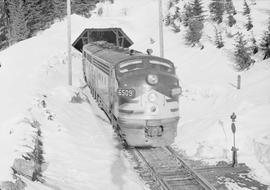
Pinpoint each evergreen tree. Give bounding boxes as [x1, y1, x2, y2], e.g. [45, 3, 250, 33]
[243, 0, 250, 16]
[185, 18, 204, 46]
[72, 0, 96, 18]
[166, 6, 181, 30]
[209, 0, 225, 24]
[225, 0, 236, 15]
[250, 0, 256, 5]
[182, 3, 193, 27]
[168, 0, 173, 10]
[0, 0, 9, 50]
[174, 6, 181, 22]
[234, 32, 254, 70]
[53, 0, 96, 20]
[53, 0, 66, 20]
[165, 4, 179, 27]
[260, 32, 270, 60]
[25, 0, 44, 36]
[164, 14, 171, 26]
[260, 17, 270, 60]
[7, 0, 29, 44]
[227, 14, 236, 27]
[250, 34, 258, 54]
[225, 0, 236, 27]
[40, 0, 55, 29]
[243, 0, 253, 31]
[1, 0, 100, 49]
[97, 7, 103, 16]
[214, 27, 224, 48]
[245, 14, 253, 31]
[171, 22, 180, 33]
[190, 0, 205, 21]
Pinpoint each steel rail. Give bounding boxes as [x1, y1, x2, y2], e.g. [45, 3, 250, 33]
[133, 148, 170, 190]
[166, 146, 217, 190]
[81, 85, 216, 190]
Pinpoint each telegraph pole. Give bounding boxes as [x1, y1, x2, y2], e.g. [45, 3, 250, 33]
[158, 0, 164, 58]
[67, 0, 72, 85]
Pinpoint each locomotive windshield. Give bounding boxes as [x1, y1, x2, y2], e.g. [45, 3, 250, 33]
[117, 57, 175, 75]
[119, 60, 144, 73]
[149, 60, 173, 73]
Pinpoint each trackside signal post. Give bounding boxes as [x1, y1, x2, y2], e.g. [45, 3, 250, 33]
[230, 112, 238, 167]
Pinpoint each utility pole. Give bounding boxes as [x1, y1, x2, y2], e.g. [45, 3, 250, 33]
[67, 0, 72, 85]
[158, 0, 164, 58]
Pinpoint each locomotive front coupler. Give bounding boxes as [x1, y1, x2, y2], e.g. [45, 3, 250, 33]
[145, 120, 164, 138]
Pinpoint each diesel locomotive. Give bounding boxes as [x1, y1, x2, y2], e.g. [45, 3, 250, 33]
[82, 41, 181, 147]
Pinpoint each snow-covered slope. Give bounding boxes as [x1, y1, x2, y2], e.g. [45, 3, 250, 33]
[0, 0, 269, 189]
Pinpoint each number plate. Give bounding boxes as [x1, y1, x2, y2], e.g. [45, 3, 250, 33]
[145, 126, 163, 137]
[117, 88, 135, 98]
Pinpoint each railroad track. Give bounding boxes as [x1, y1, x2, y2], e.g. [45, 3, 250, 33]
[129, 146, 217, 190]
[81, 87, 255, 189]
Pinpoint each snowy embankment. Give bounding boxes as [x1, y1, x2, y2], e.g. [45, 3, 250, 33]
[0, 14, 144, 190]
[0, 0, 270, 189]
[165, 0, 270, 185]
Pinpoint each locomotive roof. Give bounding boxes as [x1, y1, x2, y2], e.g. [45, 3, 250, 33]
[83, 42, 142, 65]
[83, 42, 174, 67]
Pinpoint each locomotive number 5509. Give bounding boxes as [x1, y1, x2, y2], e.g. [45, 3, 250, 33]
[117, 88, 135, 98]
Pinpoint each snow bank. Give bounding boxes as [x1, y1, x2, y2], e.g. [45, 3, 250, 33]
[0, 116, 37, 181]
[0, 0, 270, 188]
[163, 0, 270, 184]
[0, 13, 143, 189]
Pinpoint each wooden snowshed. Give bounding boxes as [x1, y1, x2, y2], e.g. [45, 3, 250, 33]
[72, 28, 133, 52]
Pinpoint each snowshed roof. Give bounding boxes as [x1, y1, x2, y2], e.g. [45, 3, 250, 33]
[72, 28, 133, 52]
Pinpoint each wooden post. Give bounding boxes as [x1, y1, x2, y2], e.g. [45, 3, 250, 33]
[237, 75, 241, 89]
[116, 31, 119, 47]
[158, 0, 164, 58]
[67, 0, 72, 85]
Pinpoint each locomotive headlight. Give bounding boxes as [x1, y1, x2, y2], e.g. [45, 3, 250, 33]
[171, 87, 182, 96]
[148, 92, 157, 102]
[147, 74, 158, 85]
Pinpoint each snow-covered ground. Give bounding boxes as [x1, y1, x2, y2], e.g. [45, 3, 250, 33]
[0, 0, 270, 189]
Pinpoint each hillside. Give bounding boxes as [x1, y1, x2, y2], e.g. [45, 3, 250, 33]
[0, 0, 269, 189]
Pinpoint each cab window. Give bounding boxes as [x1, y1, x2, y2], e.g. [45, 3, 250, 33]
[119, 60, 144, 73]
[149, 60, 174, 73]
